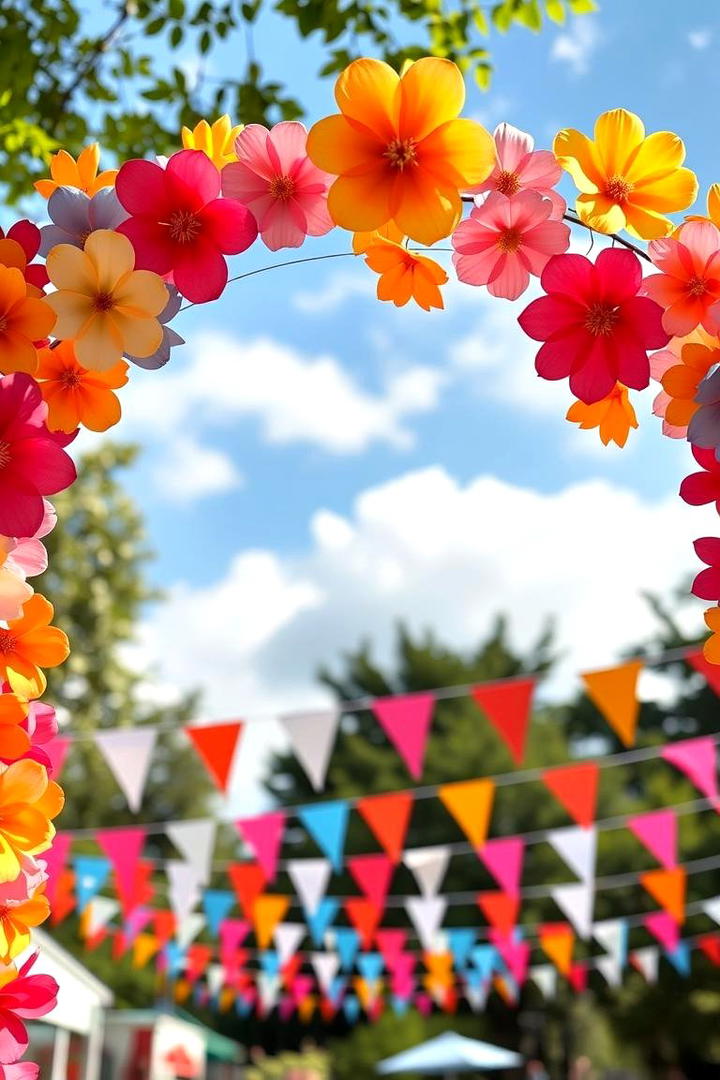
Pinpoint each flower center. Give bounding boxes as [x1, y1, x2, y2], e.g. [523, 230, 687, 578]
[0, 630, 17, 655]
[687, 276, 708, 298]
[585, 302, 619, 336]
[496, 170, 521, 196]
[605, 174, 634, 203]
[60, 369, 83, 389]
[496, 227, 522, 254]
[384, 138, 418, 170]
[269, 175, 296, 201]
[0, 315, 6, 334]
[168, 209, 202, 244]
[93, 291, 115, 313]
[0, 442, 10, 470]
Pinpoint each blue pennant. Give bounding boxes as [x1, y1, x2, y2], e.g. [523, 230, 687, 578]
[391, 995, 411, 1015]
[667, 942, 691, 976]
[297, 801, 349, 872]
[343, 994, 361, 1023]
[357, 951, 384, 982]
[260, 950, 280, 976]
[334, 927, 360, 970]
[471, 944, 498, 982]
[202, 890, 235, 938]
[73, 855, 111, 913]
[308, 897, 339, 945]
[447, 928, 476, 970]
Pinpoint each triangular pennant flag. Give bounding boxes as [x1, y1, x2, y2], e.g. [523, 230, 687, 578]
[254, 895, 290, 949]
[666, 942, 691, 977]
[551, 882, 594, 939]
[166, 821, 217, 884]
[287, 858, 332, 915]
[477, 892, 519, 937]
[644, 911, 680, 953]
[50, 869, 76, 925]
[662, 737, 720, 809]
[43, 833, 72, 908]
[698, 933, 720, 965]
[640, 867, 686, 923]
[595, 954, 622, 988]
[581, 660, 643, 747]
[404, 896, 447, 951]
[83, 896, 120, 939]
[538, 923, 574, 976]
[297, 801, 349, 872]
[495, 937, 531, 987]
[274, 923, 305, 966]
[479, 837, 524, 895]
[403, 845, 450, 897]
[166, 861, 202, 924]
[202, 891, 235, 938]
[471, 944, 498, 983]
[307, 897, 339, 945]
[632, 946, 659, 983]
[95, 827, 147, 911]
[73, 855, 111, 914]
[376, 929, 408, 968]
[471, 678, 535, 765]
[568, 962, 588, 994]
[593, 919, 628, 969]
[94, 728, 157, 812]
[627, 809, 677, 869]
[153, 909, 177, 946]
[347, 854, 394, 910]
[446, 929, 476, 970]
[546, 826, 597, 883]
[357, 952, 384, 983]
[438, 779, 495, 851]
[701, 896, 720, 925]
[687, 649, 720, 696]
[227, 863, 267, 919]
[311, 952, 340, 995]
[219, 917, 250, 960]
[343, 995, 360, 1023]
[542, 762, 599, 827]
[345, 898, 382, 949]
[185, 721, 243, 792]
[280, 710, 340, 792]
[176, 913, 206, 950]
[236, 811, 286, 882]
[530, 964, 557, 999]
[371, 692, 435, 780]
[356, 791, 413, 863]
[45, 736, 70, 779]
[333, 927, 360, 970]
[132, 932, 160, 969]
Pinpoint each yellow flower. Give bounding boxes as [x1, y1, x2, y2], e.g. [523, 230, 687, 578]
[45, 230, 167, 371]
[182, 116, 243, 168]
[554, 109, 697, 239]
[0, 759, 64, 883]
[34, 144, 117, 199]
[0, 888, 50, 963]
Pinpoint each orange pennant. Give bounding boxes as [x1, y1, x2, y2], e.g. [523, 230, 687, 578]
[228, 863, 267, 919]
[174, 977, 192, 1003]
[542, 762, 599, 827]
[539, 922, 574, 976]
[219, 986, 236, 1012]
[581, 660, 643, 747]
[476, 891, 519, 936]
[185, 720, 244, 792]
[492, 973, 516, 1005]
[132, 931, 160, 969]
[298, 994, 317, 1023]
[345, 897, 382, 949]
[253, 894, 290, 948]
[438, 778, 495, 850]
[640, 867, 686, 924]
[50, 869, 76, 925]
[424, 950, 454, 981]
[471, 678, 535, 765]
[356, 790, 414, 863]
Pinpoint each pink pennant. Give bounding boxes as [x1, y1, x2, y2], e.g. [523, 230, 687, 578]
[96, 827, 147, 908]
[279, 997, 295, 1021]
[291, 974, 315, 1004]
[494, 936, 530, 986]
[627, 809, 677, 869]
[415, 991, 433, 1016]
[44, 736, 70, 779]
[480, 837, 524, 895]
[347, 853, 394, 909]
[568, 963, 588, 993]
[219, 918, 250, 964]
[662, 737, 720, 810]
[236, 811, 286, 882]
[376, 928, 408, 968]
[644, 911, 680, 952]
[371, 692, 435, 780]
[389, 953, 416, 984]
[43, 832, 72, 906]
[123, 906, 153, 944]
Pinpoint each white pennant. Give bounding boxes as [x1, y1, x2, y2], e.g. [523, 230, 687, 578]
[403, 846, 451, 897]
[85, 896, 119, 937]
[702, 896, 720, 925]
[176, 913, 206, 950]
[530, 964, 557, 999]
[166, 860, 202, 924]
[405, 896, 447, 950]
[258, 973, 281, 1011]
[632, 946, 659, 984]
[593, 919, 626, 962]
[551, 882, 595, 939]
[311, 952, 340, 994]
[465, 983, 489, 1012]
[280, 710, 340, 792]
[547, 825, 597, 883]
[94, 728, 157, 812]
[287, 858, 332, 915]
[166, 820, 216, 884]
[595, 955, 622, 988]
[274, 923, 306, 966]
[207, 963, 225, 998]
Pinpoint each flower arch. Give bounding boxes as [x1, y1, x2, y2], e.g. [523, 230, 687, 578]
[1, 55, 719, 1066]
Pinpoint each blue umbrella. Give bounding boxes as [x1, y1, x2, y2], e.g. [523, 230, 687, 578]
[377, 1032, 523, 1076]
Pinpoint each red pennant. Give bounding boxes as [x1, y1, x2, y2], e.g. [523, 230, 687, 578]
[186, 944, 213, 982]
[126, 860, 156, 915]
[347, 853, 394, 909]
[542, 762, 599, 827]
[356, 791, 413, 863]
[687, 649, 720, 696]
[153, 909, 177, 945]
[471, 678, 535, 765]
[345, 898, 382, 949]
[49, 869, 76, 925]
[568, 962, 588, 993]
[95, 826, 147, 913]
[698, 933, 720, 965]
[282, 954, 304, 987]
[185, 721, 244, 792]
[476, 891, 519, 936]
[227, 863, 267, 919]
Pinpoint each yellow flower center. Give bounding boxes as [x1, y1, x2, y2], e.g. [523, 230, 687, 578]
[93, 291, 115, 313]
[168, 209, 203, 244]
[496, 170, 521, 196]
[687, 276, 708, 298]
[384, 138, 418, 170]
[584, 302, 619, 336]
[497, 227, 522, 254]
[269, 175, 296, 201]
[605, 174, 634, 203]
[0, 629, 17, 654]
[0, 441, 10, 469]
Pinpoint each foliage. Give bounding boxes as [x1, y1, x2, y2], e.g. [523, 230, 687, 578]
[0, 0, 597, 204]
[245, 1045, 330, 1080]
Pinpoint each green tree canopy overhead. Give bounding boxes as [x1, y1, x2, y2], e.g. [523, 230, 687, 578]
[2, 0, 597, 204]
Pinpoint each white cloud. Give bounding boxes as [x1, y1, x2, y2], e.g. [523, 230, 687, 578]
[551, 16, 601, 75]
[152, 437, 243, 503]
[292, 270, 373, 314]
[688, 28, 712, 49]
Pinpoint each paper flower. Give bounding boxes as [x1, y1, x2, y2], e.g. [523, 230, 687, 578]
[703, 606, 720, 664]
[0, 857, 46, 907]
[0, 374, 76, 538]
[222, 122, 334, 251]
[38, 187, 127, 257]
[692, 537, 720, 602]
[115, 149, 258, 303]
[182, 115, 242, 168]
[0, 267, 56, 376]
[34, 143, 117, 199]
[307, 57, 495, 245]
[0, 952, 59, 1064]
[688, 366, 720, 452]
[0, 593, 70, 700]
[0, 887, 49, 964]
[518, 248, 668, 403]
[353, 220, 404, 253]
[471, 122, 565, 218]
[566, 383, 638, 448]
[650, 342, 719, 433]
[452, 190, 570, 300]
[643, 221, 720, 337]
[679, 445, 720, 512]
[125, 284, 184, 370]
[0, 223, 48, 297]
[0, 758, 63, 884]
[35, 342, 128, 433]
[363, 238, 447, 310]
[554, 108, 697, 239]
[0, 503, 56, 585]
[0, 1064, 40, 1080]
[46, 229, 167, 371]
[0, 696, 30, 763]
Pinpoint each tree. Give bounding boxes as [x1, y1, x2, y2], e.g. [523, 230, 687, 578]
[1, 0, 597, 203]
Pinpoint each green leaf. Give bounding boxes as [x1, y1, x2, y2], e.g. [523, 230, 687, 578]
[474, 60, 492, 88]
[169, 24, 183, 46]
[491, 2, 514, 32]
[515, 0, 542, 31]
[472, 4, 489, 33]
[568, 0, 597, 11]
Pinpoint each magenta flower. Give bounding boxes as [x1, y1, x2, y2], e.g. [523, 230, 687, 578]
[470, 123, 566, 219]
[0, 953, 58, 1064]
[222, 123, 334, 251]
[115, 150, 258, 303]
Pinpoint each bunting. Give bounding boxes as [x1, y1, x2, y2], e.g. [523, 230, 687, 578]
[471, 678, 535, 765]
[236, 811, 286, 881]
[94, 727, 158, 811]
[627, 809, 677, 869]
[185, 721, 244, 793]
[542, 762, 599, 827]
[297, 801, 350, 872]
[372, 692, 435, 780]
[356, 791, 413, 863]
[581, 660, 643, 747]
[438, 778, 495, 850]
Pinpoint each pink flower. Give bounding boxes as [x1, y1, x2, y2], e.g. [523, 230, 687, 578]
[643, 221, 720, 337]
[650, 349, 690, 439]
[222, 123, 334, 251]
[0, 953, 58, 1064]
[116, 150, 258, 303]
[0, 1063, 39, 1080]
[0, 375, 76, 538]
[452, 190, 570, 300]
[23, 702, 57, 746]
[470, 123, 565, 219]
[0, 502, 57, 621]
[0, 857, 47, 906]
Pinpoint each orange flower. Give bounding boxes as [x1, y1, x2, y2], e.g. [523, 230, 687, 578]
[0, 693, 30, 762]
[658, 343, 720, 428]
[0, 238, 44, 299]
[307, 57, 495, 245]
[703, 606, 720, 664]
[353, 220, 404, 253]
[0, 886, 50, 962]
[0, 266, 56, 376]
[566, 383, 638, 447]
[0, 593, 69, 699]
[364, 237, 447, 310]
[34, 144, 117, 199]
[0, 759, 64, 882]
[35, 341, 128, 433]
